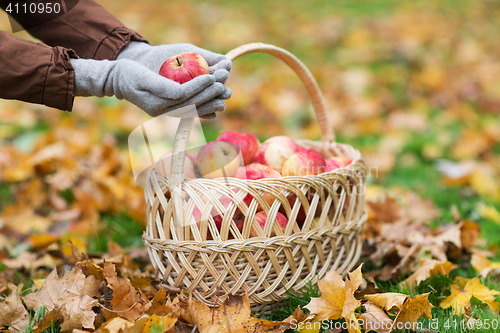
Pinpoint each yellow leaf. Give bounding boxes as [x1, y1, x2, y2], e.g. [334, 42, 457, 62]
[364, 293, 409, 313]
[101, 315, 149, 333]
[304, 265, 363, 325]
[142, 314, 177, 333]
[441, 277, 500, 314]
[477, 203, 500, 224]
[471, 253, 500, 278]
[392, 293, 434, 331]
[186, 293, 289, 333]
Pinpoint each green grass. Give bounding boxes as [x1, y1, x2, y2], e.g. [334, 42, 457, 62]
[88, 211, 145, 253]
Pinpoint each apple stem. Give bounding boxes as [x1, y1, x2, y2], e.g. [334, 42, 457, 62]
[176, 57, 181, 66]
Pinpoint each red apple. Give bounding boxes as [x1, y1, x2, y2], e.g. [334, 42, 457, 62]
[235, 163, 281, 210]
[196, 141, 241, 179]
[325, 157, 353, 172]
[254, 142, 294, 172]
[159, 52, 209, 84]
[265, 136, 298, 152]
[250, 211, 288, 237]
[282, 150, 327, 176]
[218, 131, 260, 165]
[281, 192, 321, 228]
[235, 163, 282, 180]
[192, 196, 245, 239]
[155, 152, 197, 179]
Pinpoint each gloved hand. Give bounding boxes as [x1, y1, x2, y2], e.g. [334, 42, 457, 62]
[117, 42, 232, 118]
[71, 58, 227, 118]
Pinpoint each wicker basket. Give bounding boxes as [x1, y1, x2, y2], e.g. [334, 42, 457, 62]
[142, 43, 367, 312]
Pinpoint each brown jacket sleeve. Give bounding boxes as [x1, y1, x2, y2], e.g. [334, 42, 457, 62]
[0, 32, 76, 111]
[9, 0, 148, 60]
[0, 0, 148, 111]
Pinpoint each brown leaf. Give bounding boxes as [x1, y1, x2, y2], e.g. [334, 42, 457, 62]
[359, 302, 392, 333]
[187, 293, 290, 333]
[23, 267, 102, 332]
[33, 310, 58, 333]
[283, 306, 308, 324]
[147, 289, 180, 317]
[460, 220, 481, 249]
[0, 291, 29, 332]
[367, 197, 402, 223]
[103, 262, 148, 321]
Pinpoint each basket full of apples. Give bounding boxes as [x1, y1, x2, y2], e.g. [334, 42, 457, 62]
[142, 43, 367, 312]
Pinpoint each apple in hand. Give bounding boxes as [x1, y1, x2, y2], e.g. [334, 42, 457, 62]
[196, 141, 241, 179]
[265, 136, 298, 152]
[218, 131, 260, 165]
[159, 52, 210, 84]
[282, 150, 326, 176]
[250, 211, 288, 237]
[155, 152, 197, 179]
[254, 142, 294, 172]
[325, 157, 353, 171]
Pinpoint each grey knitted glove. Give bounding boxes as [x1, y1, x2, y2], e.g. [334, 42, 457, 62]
[118, 42, 232, 118]
[71, 58, 226, 117]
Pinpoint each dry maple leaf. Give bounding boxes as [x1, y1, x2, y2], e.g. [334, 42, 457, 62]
[0, 291, 29, 332]
[147, 289, 180, 317]
[471, 253, 500, 278]
[283, 306, 308, 324]
[359, 302, 392, 333]
[33, 310, 58, 333]
[304, 265, 363, 333]
[142, 314, 177, 333]
[23, 267, 102, 332]
[392, 293, 434, 331]
[364, 293, 409, 313]
[402, 259, 456, 291]
[99, 315, 150, 333]
[440, 277, 500, 314]
[187, 293, 289, 333]
[103, 262, 149, 322]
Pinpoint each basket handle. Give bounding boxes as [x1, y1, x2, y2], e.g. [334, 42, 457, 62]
[225, 42, 335, 142]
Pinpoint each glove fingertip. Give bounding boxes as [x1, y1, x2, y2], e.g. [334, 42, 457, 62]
[220, 87, 232, 100]
[200, 113, 217, 120]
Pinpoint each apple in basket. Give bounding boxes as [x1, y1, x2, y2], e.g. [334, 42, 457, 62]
[196, 141, 241, 179]
[218, 131, 260, 165]
[282, 149, 326, 176]
[326, 156, 353, 171]
[250, 211, 288, 238]
[235, 163, 282, 210]
[192, 196, 245, 239]
[281, 192, 322, 228]
[154, 151, 197, 179]
[159, 52, 210, 84]
[264, 136, 298, 153]
[254, 142, 294, 172]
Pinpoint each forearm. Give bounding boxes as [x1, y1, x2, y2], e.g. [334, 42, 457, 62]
[0, 0, 148, 60]
[0, 31, 75, 111]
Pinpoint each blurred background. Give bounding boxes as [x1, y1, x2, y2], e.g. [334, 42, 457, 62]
[1, 0, 500, 255]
